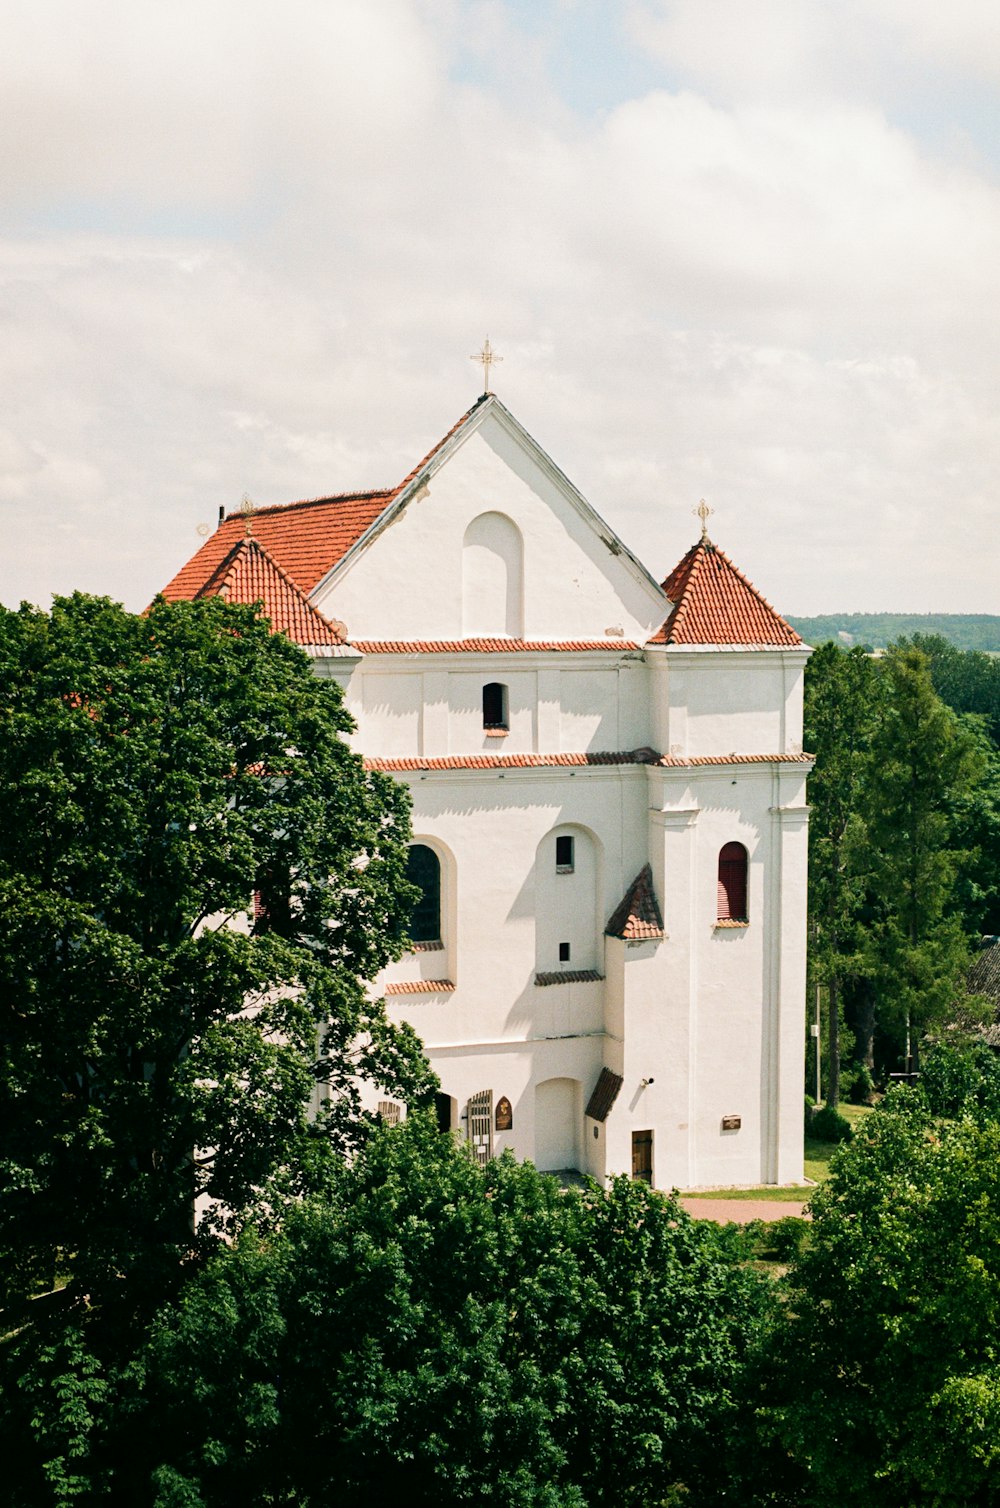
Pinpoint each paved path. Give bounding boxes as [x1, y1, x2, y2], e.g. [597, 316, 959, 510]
[679, 1197, 809, 1224]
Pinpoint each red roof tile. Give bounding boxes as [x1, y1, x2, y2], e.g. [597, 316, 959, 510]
[363, 750, 659, 773]
[383, 979, 456, 994]
[159, 396, 491, 632]
[657, 752, 813, 766]
[363, 750, 810, 773]
[350, 638, 641, 654]
[199, 537, 345, 646]
[605, 864, 664, 940]
[650, 539, 801, 647]
[161, 490, 395, 605]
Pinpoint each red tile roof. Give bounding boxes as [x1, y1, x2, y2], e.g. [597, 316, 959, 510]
[651, 539, 801, 647]
[161, 396, 490, 614]
[161, 491, 395, 606]
[605, 864, 664, 940]
[198, 537, 346, 646]
[363, 750, 659, 773]
[657, 752, 813, 766]
[350, 638, 641, 654]
[383, 979, 456, 994]
[362, 750, 810, 773]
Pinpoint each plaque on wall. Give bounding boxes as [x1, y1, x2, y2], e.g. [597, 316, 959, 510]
[721, 1114, 742, 1131]
[495, 1095, 513, 1131]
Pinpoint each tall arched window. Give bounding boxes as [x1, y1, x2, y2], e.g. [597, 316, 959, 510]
[406, 844, 441, 942]
[462, 512, 523, 637]
[717, 842, 749, 922]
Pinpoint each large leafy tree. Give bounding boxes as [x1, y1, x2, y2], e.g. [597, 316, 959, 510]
[0, 593, 433, 1326]
[112, 1117, 771, 1508]
[763, 1089, 1000, 1507]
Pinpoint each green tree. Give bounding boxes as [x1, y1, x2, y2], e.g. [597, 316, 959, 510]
[0, 592, 433, 1327]
[862, 646, 984, 1069]
[116, 1117, 771, 1508]
[804, 643, 880, 1104]
[903, 632, 1000, 744]
[763, 1088, 1000, 1507]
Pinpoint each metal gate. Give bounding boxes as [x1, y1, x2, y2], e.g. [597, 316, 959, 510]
[467, 1089, 494, 1167]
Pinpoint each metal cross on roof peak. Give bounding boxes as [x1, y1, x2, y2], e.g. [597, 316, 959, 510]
[240, 493, 256, 537]
[694, 498, 714, 541]
[471, 336, 502, 394]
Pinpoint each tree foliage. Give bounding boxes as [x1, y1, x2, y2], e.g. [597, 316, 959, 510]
[0, 593, 433, 1325]
[861, 647, 984, 1055]
[763, 1088, 1000, 1507]
[804, 643, 879, 1101]
[805, 643, 985, 1087]
[114, 1118, 771, 1508]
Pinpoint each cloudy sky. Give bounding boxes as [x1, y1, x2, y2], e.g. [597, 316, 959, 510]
[3, 0, 999, 617]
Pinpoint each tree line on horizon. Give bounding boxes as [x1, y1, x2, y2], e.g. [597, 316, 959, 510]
[788, 611, 1000, 653]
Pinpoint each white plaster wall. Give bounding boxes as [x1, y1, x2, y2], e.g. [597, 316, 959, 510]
[534, 824, 602, 974]
[325, 654, 654, 761]
[447, 670, 535, 755]
[653, 649, 809, 758]
[313, 412, 668, 644]
[360, 672, 421, 757]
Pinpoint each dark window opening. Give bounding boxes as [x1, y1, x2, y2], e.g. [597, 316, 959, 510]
[717, 842, 749, 922]
[482, 682, 508, 730]
[435, 1092, 453, 1133]
[253, 865, 293, 937]
[407, 843, 441, 943]
[555, 835, 575, 873]
[559, 942, 571, 962]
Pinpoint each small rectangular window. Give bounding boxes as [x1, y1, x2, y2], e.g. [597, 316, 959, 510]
[482, 682, 508, 731]
[559, 942, 571, 962]
[556, 835, 574, 873]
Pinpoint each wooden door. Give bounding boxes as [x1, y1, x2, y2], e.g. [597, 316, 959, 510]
[632, 1129, 653, 1183]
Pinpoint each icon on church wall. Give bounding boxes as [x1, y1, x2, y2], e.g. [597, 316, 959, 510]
[495, 1096, 513, 1131]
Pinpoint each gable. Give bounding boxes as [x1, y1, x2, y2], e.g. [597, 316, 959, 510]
[312, 403, 670, 644]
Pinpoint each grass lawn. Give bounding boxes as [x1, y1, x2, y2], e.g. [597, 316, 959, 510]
[683, 1101, 875, 1201]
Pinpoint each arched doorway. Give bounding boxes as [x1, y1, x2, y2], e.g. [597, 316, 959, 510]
[534, 1077, 580, 1172]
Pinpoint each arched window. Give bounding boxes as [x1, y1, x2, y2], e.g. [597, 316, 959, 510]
[717, 842, 748, 922]
[406, 843, 441, 943]
[462, 512, 523, 637]
[482, 681, 508, 731]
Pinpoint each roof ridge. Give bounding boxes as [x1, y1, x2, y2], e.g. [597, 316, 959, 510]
[392, 392, 491, 495]
[220, 488, 395, 523]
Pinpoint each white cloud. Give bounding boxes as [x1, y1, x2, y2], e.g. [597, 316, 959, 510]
[1, 0, 999, 616]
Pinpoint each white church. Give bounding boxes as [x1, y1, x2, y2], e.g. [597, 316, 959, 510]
[163, 389, 812, 1189]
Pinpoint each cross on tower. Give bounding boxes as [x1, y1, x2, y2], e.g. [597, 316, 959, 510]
[693, 498, 714, 541]
[471, 336, 502, 393]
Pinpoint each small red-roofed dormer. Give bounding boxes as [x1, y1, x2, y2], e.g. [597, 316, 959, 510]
[194, 535, 346, 648]
[650, 538, 801, 648]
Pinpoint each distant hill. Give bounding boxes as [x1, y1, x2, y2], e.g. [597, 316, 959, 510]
[785, 614, 1000, 653]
